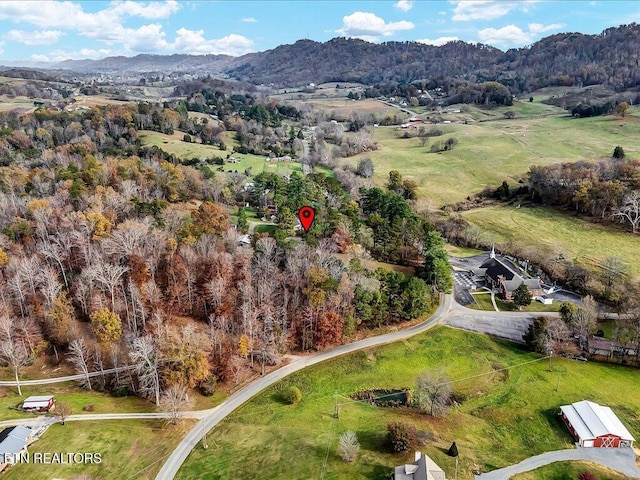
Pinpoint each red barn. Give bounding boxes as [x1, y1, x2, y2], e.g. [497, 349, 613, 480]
[21, 395, 55, 413]
[560, 400, 635, 448]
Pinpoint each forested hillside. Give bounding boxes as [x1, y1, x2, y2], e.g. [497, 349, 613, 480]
[0, 95, 449, 402]
[226, 24, 640, 91]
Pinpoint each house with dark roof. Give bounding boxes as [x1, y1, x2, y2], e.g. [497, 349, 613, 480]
[472, 248, 542, 301]
[391, 451, 445, 480]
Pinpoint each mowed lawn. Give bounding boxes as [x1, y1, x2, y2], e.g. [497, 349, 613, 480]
[175, 327, 640, 480]
[3, 420, 194, 480]
[510, 461, 630, 480]
[461, 205, 640, 278]
[361, 105, 640, 207]
[0, 382, 156, 421]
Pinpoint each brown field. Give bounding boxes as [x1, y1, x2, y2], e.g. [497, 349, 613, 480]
[307, 98, 400, 116]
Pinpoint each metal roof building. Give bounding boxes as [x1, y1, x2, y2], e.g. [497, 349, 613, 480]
[21, 395, 55, 412]
[560, 400, 635, 448]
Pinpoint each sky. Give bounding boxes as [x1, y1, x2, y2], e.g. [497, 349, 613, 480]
[0, 0, 637, 63]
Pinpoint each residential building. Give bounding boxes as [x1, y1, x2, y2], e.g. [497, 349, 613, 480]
[392, 451, 446, 480]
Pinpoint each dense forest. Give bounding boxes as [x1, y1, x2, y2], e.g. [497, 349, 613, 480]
[227, 24, 640, 91]
[0, 96, 449, 403]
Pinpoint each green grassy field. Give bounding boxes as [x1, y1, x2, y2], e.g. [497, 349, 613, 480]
[510, 461, 629, 480]
[175, 327, 640, 480]
[461, 205, 640, 278]
[2, 420, 194, 480]
[138, 129, 237, 159]
[359, 105, 640, 207]
[445, 244, 484, 258]
[0, 382, 155, 421]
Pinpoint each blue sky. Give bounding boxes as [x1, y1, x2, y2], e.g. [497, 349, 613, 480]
[0, 1, 637, 62]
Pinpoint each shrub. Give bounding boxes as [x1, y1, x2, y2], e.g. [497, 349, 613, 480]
[199, 375, 216, 397]
[282, 386, 302, 405]
[338, 430, 360, 462]
[577, 472, 597, 480]
[387, 422, 419, 453]
[82, 404, 95, 412]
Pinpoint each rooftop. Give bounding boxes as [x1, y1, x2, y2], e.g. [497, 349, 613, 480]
[561, 400, 635, 441]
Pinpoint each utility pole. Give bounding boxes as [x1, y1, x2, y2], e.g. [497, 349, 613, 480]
[455, 456, 459, 480]
[556, 372, 560, 392]
[333, 391, 339, 419]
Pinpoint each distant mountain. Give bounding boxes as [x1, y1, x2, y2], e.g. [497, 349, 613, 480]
[228, 37, 503, 86]
[228, 24, 640, 91]
[53, 53, 235, 75]
[11, 23, 640, 92]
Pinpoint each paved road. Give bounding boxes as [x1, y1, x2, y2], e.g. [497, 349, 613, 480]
[154, 294, 453, 480]
[476, 447, 640, 479]
[0, 411, 212, 430]
[0, 365, 137, 387]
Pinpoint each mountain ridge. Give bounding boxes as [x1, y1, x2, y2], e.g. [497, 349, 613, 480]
[6, 23, 640, 92]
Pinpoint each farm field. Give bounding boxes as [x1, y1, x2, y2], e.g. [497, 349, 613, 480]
[308, 98, 403, 117]
[175, 327, 640, 480]
[2, 420, 195, 480]
[361, 105, 640, 207]
[138, 129, 237, 159]
[461, 205, 640, 278]
[510, 461, 629, 480]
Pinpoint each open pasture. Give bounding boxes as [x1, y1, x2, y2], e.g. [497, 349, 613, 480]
[360, 105, 640, 207]
[175, 327, 640, 480]
[461, 205, 640, 278]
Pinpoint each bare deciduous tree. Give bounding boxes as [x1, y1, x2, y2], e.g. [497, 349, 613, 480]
[130, 335, 161, 405]
[159, 383, 192, 425]
[57, 402, 71, 425]
[86, 262, 128, 309]
[414, 370, 452, 417]
[0, 315, 29, 396]
[69, 338, 92, 390]
[612, 190, 640, 233]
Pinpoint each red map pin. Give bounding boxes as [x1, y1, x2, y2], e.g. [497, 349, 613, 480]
[297, 206, 315, 233]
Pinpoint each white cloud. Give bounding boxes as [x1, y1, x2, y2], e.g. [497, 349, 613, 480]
[0, 42, 4, 56]
[241, 17, 258, 23]
[394, 1, 414, 12]
[528, 22, 564, 34]
[107, 1, 180, 19]
[30, 53, 51, 62]
[416, 36, 459, 46]
[0, 1, 252, 57]
[337, 11, 414, 41]
[6, 29, 64, 45]
[451, 1, 538, 22]
[478, 22, 564, 47]
[172, 29, 253, 56]
[43, 48, 113, 62]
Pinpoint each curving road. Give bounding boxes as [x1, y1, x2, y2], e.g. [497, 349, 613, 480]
[0, 293, 569, 480]
[154, 294, 566, 480]
[154, 294, 454, 480]
[475, 446, 640, 479]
